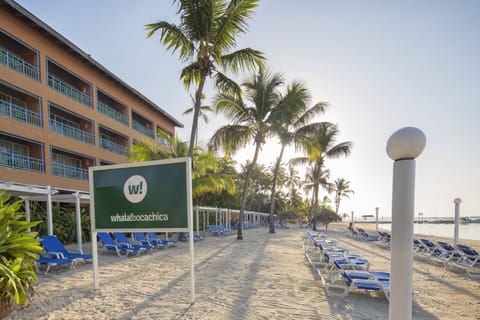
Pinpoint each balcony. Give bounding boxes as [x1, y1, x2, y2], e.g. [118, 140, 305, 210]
[49, 103, 94, 145]
[0, 91, 42, 127]
[0, 150, 44, 173]
[99, 137, 128, 156]
[0, 46, 40, 81]
[48, 74, 92, 107]
[51, 162, 88, 180]
[98, 100, 129, 125]
[49, 118, 94, 145]
[132, 119, 154, 138]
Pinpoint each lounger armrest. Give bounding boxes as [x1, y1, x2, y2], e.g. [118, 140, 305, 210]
[118, 242, 133, 248]
[103, 244, 118, 250]
[46, 251, 65, 259]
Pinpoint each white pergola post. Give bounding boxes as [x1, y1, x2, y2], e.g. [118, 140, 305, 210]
[203, 210, 206, 233]
[387, 127, 426, 320]
[47, 186, 53, 235]
[195, 205, 199, 236]
[453, 198, 461, 245]
[227, 209, 231, 231]
[74, 192, 83, 253]
[24, 197, 31, 232]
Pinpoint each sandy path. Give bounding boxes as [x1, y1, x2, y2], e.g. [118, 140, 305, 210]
[7, 224, 480, 320]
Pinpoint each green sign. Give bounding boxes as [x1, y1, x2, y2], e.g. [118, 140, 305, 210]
[90, 158, 191, 230]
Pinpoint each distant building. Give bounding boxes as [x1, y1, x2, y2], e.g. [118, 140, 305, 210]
[0, 0, 183, 192]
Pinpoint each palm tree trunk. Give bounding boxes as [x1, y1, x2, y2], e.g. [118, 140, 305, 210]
[312, 184, 319, 231]
[269, 145, 285, 234]
[238, 140, 262, 240]
[188, 76, 206, 158]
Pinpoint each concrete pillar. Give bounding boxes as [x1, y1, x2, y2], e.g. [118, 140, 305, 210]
[453, 198, 461, 245]
[387, 127, 426, 320]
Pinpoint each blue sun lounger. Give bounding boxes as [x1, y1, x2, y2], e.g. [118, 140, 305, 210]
[446, 244, 480, 278]
[39, 235, 92, 262]
[133, 232, 164, 248]
[35, 253, 76, 274]
[113, 232, 152, 251]
[147, 232, 179, 246]
[97, 232, 143, 257]
[323, 270, 390, 301]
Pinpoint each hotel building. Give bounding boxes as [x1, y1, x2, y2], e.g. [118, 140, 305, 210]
[0, 0, 183, 193]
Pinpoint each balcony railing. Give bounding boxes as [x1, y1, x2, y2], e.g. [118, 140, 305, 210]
[0, 151, 44, 173]
[99, 136, 129, 156]
[0, 46, 40, 81]
[47, 74, 92, 107]
[51, 162, 88, 180]
[98, 100, 129, 125]
[49, 118, 94, 145]
[132, 120, 154, 138]
[0, 93, 42, 127]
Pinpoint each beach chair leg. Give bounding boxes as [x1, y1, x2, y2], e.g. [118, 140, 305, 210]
[467, 268, 480, 279]
[324, 283, 350, 297]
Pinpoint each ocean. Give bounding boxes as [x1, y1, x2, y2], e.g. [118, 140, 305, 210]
[376, 222, 480, 241]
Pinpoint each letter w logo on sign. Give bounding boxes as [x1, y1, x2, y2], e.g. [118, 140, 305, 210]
[123, 175, 147, 203]
[128, 181, 143, 195]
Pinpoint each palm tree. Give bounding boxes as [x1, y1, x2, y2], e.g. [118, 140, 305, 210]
[210, 69, 284, 240]
[239, 161, 271, 211]
[128, 132, 234, 203]
[268, 82, 328, 233]
[285, 165, 301, 195]
[146, 0, 265, 158]
[129, 130, 188, 162]
[292, 123, 352, 230]
[300, 164, 331, 229]
[333, 178, 354, 215]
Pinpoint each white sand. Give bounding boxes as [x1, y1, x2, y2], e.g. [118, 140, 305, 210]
[7, 224, 480, 320]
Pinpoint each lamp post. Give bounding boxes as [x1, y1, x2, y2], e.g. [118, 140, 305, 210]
[453, 198, 462, 245]
[375, 207, 379, 231]
[387, 127, 426, 320]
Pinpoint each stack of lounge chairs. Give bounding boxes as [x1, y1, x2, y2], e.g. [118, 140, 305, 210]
[304, 230, 390, 301]
[413, 239, 479, 278]
[97, 232, 178, 257]
[347, 226, 383, 242]
[349, 227, 479, 279]
[206, 224, 234, 236]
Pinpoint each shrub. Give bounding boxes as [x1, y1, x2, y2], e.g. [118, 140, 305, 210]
[0, 190, 43, 317]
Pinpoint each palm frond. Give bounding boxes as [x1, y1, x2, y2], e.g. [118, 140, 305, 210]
[219, 48, 265, 75]
[180, 62, 201, 88]
[213, 0, 260, 49]
[294, 101, 329, 128]
[326, 141, 353, 158]
[214, 72, 242, 96]
[145, 21, 194, 61]
[209, 124, 253, 155]
[214, 92, 246, 120]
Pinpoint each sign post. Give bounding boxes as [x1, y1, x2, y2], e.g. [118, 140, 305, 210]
[89, 158, 195, 301]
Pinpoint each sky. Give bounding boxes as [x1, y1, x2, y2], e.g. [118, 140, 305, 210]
[16, 0, 480, 219]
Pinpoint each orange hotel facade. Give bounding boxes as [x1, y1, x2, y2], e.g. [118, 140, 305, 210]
[0, 0, 183, 192]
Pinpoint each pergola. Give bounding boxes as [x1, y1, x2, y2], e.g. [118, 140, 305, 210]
[0, 182, 89, 254]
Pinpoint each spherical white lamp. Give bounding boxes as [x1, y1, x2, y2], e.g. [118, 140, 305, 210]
[386, 127, 426, 161]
